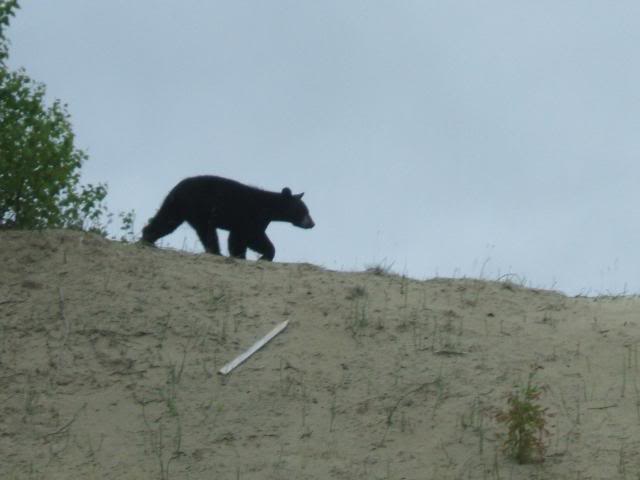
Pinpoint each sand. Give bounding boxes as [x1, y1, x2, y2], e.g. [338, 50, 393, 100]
[1, 229, 639, 479]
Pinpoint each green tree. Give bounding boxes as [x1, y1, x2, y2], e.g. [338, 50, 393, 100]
[0, 0, 18, 65]
[0, 1, 108, 231]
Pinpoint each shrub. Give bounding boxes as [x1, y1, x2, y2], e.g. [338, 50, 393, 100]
[496, 370, 551, 464]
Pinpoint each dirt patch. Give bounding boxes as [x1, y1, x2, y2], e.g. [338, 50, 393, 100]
[1, 229, 639, 479]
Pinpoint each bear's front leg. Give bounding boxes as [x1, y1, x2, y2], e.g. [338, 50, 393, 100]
[248, 232, 275, 261]
[228, 231, 248, 259]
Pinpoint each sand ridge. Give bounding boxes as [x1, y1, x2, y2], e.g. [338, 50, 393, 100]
[1, 229, 639, 479]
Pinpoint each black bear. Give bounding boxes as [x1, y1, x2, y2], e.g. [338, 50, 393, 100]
[142, 175, 314, 261]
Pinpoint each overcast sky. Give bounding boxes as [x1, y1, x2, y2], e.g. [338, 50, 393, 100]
[7, 1, 640, 295]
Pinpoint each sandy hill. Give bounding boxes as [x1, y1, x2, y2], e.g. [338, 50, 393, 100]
[1, 229, 639, 479]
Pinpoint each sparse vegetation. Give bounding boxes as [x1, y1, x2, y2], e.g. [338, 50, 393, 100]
[345, 285, 367, 300]
[346, 296, 369, 338]
[365, 260, 395, 276]
[118, 210, 137, 242]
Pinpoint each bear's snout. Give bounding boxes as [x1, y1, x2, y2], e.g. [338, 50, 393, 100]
[298, 214, 315, 229]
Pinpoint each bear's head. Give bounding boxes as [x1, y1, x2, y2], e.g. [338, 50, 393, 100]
[281, 187, 315, 229]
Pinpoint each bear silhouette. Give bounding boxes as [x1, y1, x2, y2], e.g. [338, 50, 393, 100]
[142, 175, 314, 261]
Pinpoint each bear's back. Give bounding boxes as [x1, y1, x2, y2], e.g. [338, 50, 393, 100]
[172, 176, 271, 227]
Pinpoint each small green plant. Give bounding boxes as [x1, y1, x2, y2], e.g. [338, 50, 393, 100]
[346, 298, 368, 337]
[496, 370, 550, 464]
[118, 209, 136, 242]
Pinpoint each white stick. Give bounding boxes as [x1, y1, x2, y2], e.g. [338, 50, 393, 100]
[218, 320, 289, 375]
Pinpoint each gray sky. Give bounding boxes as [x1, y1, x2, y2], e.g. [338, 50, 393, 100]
[7, 1, 640, 295]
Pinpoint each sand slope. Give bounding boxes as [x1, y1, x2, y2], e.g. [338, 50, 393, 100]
[1, 230, 639, 479]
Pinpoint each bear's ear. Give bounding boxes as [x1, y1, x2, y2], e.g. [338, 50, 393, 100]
[282, 187, 292, 197]
[294, 192, 304, 199]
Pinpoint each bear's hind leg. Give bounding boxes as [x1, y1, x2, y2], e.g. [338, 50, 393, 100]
[228, 231, 248, 259]
[248, 232, 275, 261]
